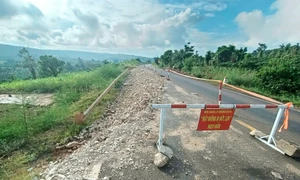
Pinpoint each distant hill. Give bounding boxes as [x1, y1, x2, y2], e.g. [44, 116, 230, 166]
[0, 44, 151, 62]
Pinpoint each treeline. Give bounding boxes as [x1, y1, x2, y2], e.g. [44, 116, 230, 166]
[0, 48, 146, 83]
[155, 42, 300, 97]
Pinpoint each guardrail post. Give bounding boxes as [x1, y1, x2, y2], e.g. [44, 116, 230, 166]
[267, 108, 284, 144]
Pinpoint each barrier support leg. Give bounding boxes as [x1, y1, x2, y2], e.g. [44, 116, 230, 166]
[158, 108, 165, 147]
[267, 108, 284, 144]
[156, 108, 173, 159]
[256, 108, 285, 154]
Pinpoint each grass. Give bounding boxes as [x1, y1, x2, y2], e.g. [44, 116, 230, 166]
[0, 64, 123, 93]
[191, 66, 257, 87]
[239, 86, 300, 106]
[0, 63, 128, 180]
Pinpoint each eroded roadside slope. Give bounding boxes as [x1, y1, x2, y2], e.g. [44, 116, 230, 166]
[41, 67, 165, 179]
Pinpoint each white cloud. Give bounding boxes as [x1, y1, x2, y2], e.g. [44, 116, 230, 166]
[202, 2, 227, 11]
[235, 0, 300, 49]
[205, 13, 215, 17]
[165, 1, 227, 12]
[0, 0, 229, 57]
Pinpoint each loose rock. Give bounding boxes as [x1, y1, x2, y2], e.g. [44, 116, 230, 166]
[271, 172, 283, 179]
[154, 153, 169, 168]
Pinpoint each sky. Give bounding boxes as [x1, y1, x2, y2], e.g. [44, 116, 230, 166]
[0, 0, 299, 57]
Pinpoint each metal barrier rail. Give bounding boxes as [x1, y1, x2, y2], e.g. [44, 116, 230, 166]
[152, 104, 290, 109]
[152, 103, 293, 158]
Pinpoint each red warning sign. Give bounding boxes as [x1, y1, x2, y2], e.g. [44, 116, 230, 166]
[197, 109, 235, 131]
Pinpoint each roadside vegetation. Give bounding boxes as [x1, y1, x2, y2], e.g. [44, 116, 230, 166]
[155, 42, 300, 105]
[0, 48, 143, 180]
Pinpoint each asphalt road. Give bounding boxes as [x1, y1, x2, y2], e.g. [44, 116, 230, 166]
[159, 79, 300, 180]
[100, 67, 300, 179]
[149, 66, 300, 145]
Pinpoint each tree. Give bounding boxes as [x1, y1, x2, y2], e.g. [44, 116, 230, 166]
[184, 42, 194, 59]
[205, 51, 213, 65]
[65, 62, 76, 72]
[215, 46, 232, 64]
[183, 56, 195, 72]
[160, 50, 173, 66]
[174, 49, 185, 69]
[153, 57, 159, 65]
[75, 57, 86, 71]
[38, 55, 65, 77]
[103, 60, 110, 64]
[135, 58, 141, 63]
[18, 48, 37, 79]
[257, 43, 267, 58]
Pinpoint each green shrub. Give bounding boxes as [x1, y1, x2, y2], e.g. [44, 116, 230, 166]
[257, 57, 300, 95]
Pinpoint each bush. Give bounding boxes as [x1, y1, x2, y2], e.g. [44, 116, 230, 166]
[257, 57, 300, 95]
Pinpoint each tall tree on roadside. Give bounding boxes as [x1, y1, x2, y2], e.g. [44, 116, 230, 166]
[184, 42, 195, 59]
[38, 55, 65, 77]
[18, 48, 37, 79]
[153, 57, 159, 65]
[257, 43, 267, 58]
[205, 51, 213, 65]
[160, 50, 173, 66]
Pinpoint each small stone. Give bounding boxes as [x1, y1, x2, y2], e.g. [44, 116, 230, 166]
[106, 109, 115, 114]
[27, 167, 33, 172]
[154, 153, 169, 167]
[271, 172, 283, 179]
[212, 170, 218, 176]
[65, 141, 80, 148]
[32, 176, 38, 180]
[185, 172, 188, 175]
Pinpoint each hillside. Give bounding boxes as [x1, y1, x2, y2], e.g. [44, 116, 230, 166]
[0, 44, 151, 62]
